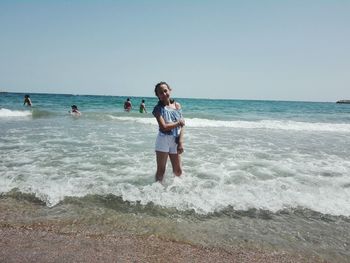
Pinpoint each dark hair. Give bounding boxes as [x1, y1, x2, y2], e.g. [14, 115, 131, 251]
[71, 105, 78, 109]
[154, 81, 171, 97]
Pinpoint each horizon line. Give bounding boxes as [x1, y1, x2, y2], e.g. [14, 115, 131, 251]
[1, 90, 341, 103]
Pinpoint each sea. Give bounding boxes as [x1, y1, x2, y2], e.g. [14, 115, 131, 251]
[1, 92, 350, 261]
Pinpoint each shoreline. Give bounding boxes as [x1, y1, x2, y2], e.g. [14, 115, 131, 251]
[0, 197, 328, 263]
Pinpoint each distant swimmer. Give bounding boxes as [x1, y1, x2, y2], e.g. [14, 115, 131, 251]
[124, 98, 132, 112]
[69, 105, 81, 116]
[139, 99, 147, 113]
[23, 95, 32, 106]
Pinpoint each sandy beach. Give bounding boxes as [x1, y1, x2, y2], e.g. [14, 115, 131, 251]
[1, 226, 314, 263]
[0, 197, 327, 263]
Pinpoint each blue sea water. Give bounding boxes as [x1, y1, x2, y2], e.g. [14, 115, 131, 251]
[1, 92, 350, 212]
[1, 92, 350, 260]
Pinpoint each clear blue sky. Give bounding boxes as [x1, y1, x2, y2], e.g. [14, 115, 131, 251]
[0, 0, 349, 101]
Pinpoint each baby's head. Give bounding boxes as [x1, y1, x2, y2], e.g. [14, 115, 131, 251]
[154, 81, 171, 98]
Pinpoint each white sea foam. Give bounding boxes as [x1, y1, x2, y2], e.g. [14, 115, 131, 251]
[1, 112, 350, 217]
[110, 175, 350, 216]
[2, 169, 349, 216]
[187, 118, 350, 133]
[0, 108, 32, 117]
[108, 115, 350, 133]
[2, 129, 350, 216]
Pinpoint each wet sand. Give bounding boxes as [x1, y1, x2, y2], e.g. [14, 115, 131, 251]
[0, 226, 324, 263]
[0, 197, 327, 263]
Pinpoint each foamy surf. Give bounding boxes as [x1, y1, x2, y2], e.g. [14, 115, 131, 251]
[2, 173, 350, 217]
[0, 108, 32, 118]
[108, 115, 350, 133]
[2, 93, 350, 262]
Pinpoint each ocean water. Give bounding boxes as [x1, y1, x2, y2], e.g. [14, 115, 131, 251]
[1, 92, 350, 260]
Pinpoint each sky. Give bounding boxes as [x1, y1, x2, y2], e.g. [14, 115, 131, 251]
[0, 0, 349, 102]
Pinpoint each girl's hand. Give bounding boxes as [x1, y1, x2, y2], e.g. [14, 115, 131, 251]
[178, 119, 185, 127]
[177, 142, 184, 154]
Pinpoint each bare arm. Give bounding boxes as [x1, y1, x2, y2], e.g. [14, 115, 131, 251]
[155, 114, 184, 132]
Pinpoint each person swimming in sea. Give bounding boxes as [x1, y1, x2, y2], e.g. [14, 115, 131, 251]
[23, 95, 32, 106]
[139, 99, 147, 113]
[69, 105, 81, 116]
[124, 98, 132, 112]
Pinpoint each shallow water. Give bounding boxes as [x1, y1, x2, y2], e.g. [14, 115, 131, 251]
[1, 92, 350, 260]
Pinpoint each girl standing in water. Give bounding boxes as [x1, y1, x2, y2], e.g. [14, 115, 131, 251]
[152, 82, 185, 182]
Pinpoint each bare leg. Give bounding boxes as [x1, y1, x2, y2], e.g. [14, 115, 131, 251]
[169, 153, 182, 177]
[155, 151, 168, 182]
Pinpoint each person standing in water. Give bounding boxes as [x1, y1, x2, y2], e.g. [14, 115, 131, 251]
[124, 98, 132, 112]
[23, 95, 32, 106]
[152, 81, 185, 182]
[139, 99, 147, 113]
